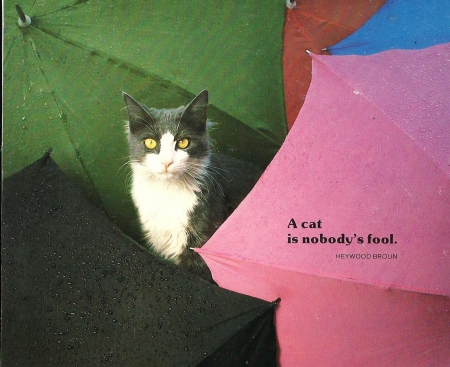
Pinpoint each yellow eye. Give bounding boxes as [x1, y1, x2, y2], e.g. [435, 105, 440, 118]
[177, 138, 190, 149]
[144, 138, 157, 150]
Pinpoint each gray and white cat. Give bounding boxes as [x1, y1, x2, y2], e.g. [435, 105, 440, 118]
[123, 90, 261, 282]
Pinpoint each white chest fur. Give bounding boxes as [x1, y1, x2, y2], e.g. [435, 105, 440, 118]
[130, 162, 199, 262]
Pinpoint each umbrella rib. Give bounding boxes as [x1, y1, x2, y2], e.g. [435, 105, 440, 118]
[309, 52, 450, 177]
[288, 10, 354, 50]
[293, 9, 357, 33]
[226, 110, 286, 147]
[199, 248, 450, 296]
[55, 102, 106, 210]
[3, 32, 18, 62]
[27, 0, 90, 19]
[197, 301, 276, 333]
[25, 32, 105, 210]
[30, 25, 286, 150]
[29, 0, 38, 14]
[189, 301, 277, 366]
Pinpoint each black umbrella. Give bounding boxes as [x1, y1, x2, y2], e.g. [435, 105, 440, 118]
[1, 151, 278, 366]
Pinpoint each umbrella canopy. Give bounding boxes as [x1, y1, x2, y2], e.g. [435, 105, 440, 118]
[328, 0, 450, 55]
[283, 0, 386, 128]
[3, 0, 287, 239]
[198, 44, 450, 366]
[1, 152, 278, 366]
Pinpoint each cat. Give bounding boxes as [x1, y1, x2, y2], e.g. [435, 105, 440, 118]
[123, 90, 261, 282]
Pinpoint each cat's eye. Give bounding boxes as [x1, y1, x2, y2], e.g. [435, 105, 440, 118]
[144, 138, 157, 150]
[177, 138, 190, 149]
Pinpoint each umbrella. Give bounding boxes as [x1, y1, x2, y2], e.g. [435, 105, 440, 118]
[1, 152, 279, 366]
[328, 0, 450, 55]
[3, 0, 287, 240]
[283, 0, 386, 128]
[197, 43, 450, 366]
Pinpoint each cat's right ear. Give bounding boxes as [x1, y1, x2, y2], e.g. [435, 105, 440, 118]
[123, 93, 155, 134]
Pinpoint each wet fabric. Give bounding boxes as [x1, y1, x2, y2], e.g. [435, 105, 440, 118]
[282, 0, 386, 128]
[2, 153, 278, 367]
[329, 0, 450, 55]
[3, 0, 287, 239]
[199, 44, 450, 366]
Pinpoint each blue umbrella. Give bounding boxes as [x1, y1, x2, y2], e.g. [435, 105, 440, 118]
[328, 0, 450, 55]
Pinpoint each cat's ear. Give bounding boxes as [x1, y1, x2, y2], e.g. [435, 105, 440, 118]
[123, 92, 155, 134]
[180, 90, 208, 132]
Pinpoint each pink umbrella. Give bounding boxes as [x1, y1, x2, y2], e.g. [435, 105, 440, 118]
[197, 43, 450, 366]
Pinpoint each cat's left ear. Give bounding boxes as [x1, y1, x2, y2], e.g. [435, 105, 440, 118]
[123, 92, 155, 134]
[180, 90, 208, 132]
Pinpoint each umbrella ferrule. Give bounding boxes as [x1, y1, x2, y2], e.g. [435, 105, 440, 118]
[286, 0, 296, 9]
[15, 3, 31, 28]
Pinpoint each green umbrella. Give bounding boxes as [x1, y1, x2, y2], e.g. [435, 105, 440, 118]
[4, 0, 287, 238]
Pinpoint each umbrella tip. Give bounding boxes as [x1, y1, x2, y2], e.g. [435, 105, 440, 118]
[43, 148, 53, 160]
[286, 0, 296, 10]
[15, 3, 31, 28]
[305, 49, 311, 55]
[38, 148, 53, 168]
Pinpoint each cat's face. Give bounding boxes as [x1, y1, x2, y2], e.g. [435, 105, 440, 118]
[124, 91, 210, 180]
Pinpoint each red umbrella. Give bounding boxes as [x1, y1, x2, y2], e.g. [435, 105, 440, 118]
[197, 43, 450, 366]
[283, 0, 386, 129]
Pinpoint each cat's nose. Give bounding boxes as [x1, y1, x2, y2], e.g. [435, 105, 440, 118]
[162, 160, 174, 170]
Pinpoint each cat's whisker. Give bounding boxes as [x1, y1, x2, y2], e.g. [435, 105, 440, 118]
[115, 157, 140, 178]
[124, 174, 132, 188]
[123, 91, 261, 283]
[186, 161, 226, 191]
[206, 165, 232, 183]
[116, 159, 132, 175]
[189, 167, 225, 196]
[208, 165, 229, 173]
[183, 166, 217, 196]
[206, 174, 225, 196]
[114, 159, 137, 188]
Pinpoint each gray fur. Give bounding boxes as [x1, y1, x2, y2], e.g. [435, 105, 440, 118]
[124, 91, 261, 282]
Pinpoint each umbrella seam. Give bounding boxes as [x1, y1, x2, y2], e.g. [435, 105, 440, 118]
[189, 302, 276, 366]
[198, 248, 449, 297]
[31, 22, 286, 148]
[310, 52, 450, 177]
[293, 9, 357, 33]
[25, 30, 106, 211]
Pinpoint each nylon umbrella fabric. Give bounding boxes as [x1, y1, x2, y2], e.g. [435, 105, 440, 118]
[283, 0, 386, 128]
[328, 0, 450, 55]
[1, 153, 278, 366]
[3, 0, 287, 240]
[198, 44, 450, 366]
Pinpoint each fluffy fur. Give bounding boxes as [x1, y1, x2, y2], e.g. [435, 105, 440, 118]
[123, 90, 261, 282]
